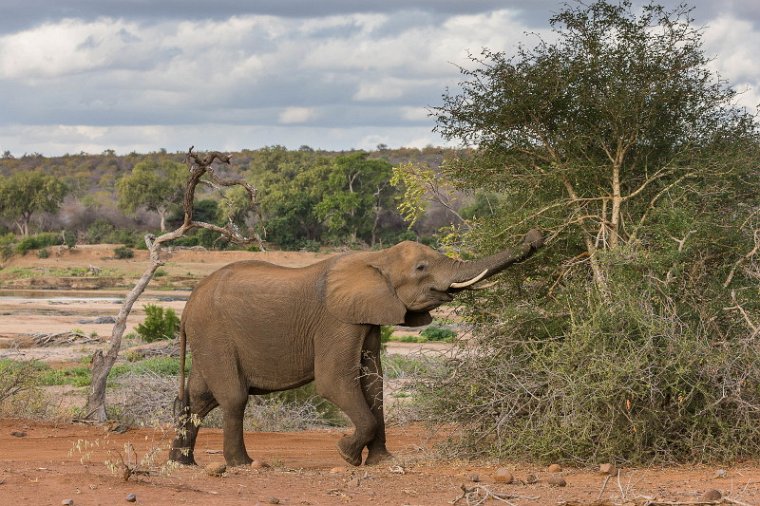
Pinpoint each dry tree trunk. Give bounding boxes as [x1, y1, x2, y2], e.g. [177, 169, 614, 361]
[83, 147, 264, 422]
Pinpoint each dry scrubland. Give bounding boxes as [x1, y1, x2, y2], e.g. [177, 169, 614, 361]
[0, 245, 759, 505]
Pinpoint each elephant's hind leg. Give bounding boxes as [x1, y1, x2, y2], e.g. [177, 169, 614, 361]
[169, 368, 219, 466]
[206, 371, 253, 467]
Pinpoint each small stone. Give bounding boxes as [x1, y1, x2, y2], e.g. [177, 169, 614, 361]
[714, 469, 727, 479]
[267, 497, 280, 504]
[547, 475, 567, 487]
[125, 493, 136, 503]
[62, 500, 74, 506]
[10, 431, 27, 438]
[547, 463, 562, 473]
[469, 473, 481, 483]
[599, 463, 617, 475]
[204, 463, 226, 477]
[525, 474, 538, 484]
[493, 467, 513, 484]
[251, 459, 270, 469]
[701, 489, 722, 501]
[330, 466, 347, 474]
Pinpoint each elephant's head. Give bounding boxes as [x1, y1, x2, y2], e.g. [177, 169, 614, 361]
[326, 229, 543, 327]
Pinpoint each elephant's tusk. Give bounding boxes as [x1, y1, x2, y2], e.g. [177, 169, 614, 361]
[471, 280, 498, 290]
[449, 269, 488, 289]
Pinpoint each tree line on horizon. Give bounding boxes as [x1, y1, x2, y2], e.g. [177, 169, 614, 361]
[0, 145, 477, 254]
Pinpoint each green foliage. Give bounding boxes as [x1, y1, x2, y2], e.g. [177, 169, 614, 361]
[15, 232, 62, 255]
[0, 171, 68, 236]
[62, 230, 77, 248]
[135, 304, 180, 342]
[419, 326, 457, 342]
[423, 0, 760, 464]
[37, 248, 49, 259]
[0, 359, 49, 417]
[251, 149, 409, 248]
[116, 159, 186, 231]
[113, 246, 134, 259]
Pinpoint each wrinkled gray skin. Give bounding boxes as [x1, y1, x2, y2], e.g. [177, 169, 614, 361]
[169, 229, 543, 467]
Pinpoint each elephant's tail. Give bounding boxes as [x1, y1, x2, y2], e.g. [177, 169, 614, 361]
[175, 319, 188, 414]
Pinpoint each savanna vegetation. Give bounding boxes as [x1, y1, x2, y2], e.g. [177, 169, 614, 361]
[0, 0, 757, 466]
[417, 0, 760, 464]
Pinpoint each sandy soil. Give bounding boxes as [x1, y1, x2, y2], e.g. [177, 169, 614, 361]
[2, 245, 760, 505]
[3, 419, 759, 506]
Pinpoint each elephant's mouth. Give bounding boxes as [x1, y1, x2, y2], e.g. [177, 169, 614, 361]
[413, 289, 454, 311]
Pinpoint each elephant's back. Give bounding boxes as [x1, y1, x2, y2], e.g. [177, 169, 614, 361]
[182, 259, 321, 332]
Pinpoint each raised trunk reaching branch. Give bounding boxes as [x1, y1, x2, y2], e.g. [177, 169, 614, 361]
[83, 147, 264, 422]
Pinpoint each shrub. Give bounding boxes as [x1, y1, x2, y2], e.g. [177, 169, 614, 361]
[113, 246, 134, 259]
[37, 248, 49, 259]
[418, 276, 760, 464]
[0, 359, 50, 418]
[419, 326, 457, 342]
[135, 304, 179, 342]
[15, 232, 62, 255]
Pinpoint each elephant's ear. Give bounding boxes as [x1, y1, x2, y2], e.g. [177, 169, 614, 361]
[326, 257, 407, 326]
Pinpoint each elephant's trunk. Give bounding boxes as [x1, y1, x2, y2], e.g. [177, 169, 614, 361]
[448, 229, 543, 290]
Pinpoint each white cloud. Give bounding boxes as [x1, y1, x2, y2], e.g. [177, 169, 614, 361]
[278, 107, 316, 124]
[0, 4, 756, 156]
[703, 14, 760, 111]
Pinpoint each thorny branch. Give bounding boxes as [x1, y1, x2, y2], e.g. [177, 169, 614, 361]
[84, 147, 264, 422]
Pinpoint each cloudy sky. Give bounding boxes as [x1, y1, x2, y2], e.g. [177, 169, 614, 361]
[0, 1, 758, 156]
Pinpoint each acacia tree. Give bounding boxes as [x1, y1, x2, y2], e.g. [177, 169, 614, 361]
[435, 0, 757, 294]
[117, 159, 186, 232]
[84, 148, 264, 422]
[425, 0, 760, 463]
[0, 171, 68, 236]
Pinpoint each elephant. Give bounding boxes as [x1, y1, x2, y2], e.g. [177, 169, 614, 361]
[168, 229, 543, 467]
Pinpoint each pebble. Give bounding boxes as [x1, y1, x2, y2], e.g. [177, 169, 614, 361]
[701, 489, 722, 501]
[525, 474, 538, 484]
[714, 469, 727, 479]
[547, 475, 567, 487]
[126, 493, 136, 502]
[599, 463, 617, 475]
[493, 467, 513, 484]
[61, 500, 74, 506]
[267, 497, 280, 504]
[204, 463, 226, 477]
[468, 473, 481, 483]
[547, 463, 562, 473]
[10, 431, 27, 438]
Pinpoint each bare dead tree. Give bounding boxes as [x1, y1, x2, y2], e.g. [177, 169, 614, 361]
[83, 147, 264, 422]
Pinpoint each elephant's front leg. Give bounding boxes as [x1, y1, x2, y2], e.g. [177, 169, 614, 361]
[361, 326, 393, 465]
[315, 328, 379, 466]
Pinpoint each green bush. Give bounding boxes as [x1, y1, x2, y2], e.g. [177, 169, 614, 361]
[15, 232, 62, 255]
[419, 326, 457, 342]
[113, 246, 134, 259]
[135, 304, 180, 342]
[37, 248, 49, 259]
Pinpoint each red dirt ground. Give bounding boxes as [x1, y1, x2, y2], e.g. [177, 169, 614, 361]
[2, 419, 760, 506]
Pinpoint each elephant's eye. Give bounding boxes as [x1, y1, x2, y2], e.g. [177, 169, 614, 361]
[415, 263, 427, 272]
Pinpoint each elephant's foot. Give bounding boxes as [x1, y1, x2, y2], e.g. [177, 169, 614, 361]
[337, 437, 363, 466]
[168, 446, 197, 466]
[224, 451, 253, 467]
[364, 448, 393, 466]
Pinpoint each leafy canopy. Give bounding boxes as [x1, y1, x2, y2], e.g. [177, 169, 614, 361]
[424, 0, 760, 464]
[0, 171, 68, 236]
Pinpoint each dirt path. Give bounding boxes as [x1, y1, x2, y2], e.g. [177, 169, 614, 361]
[2, 419, 760, 506]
